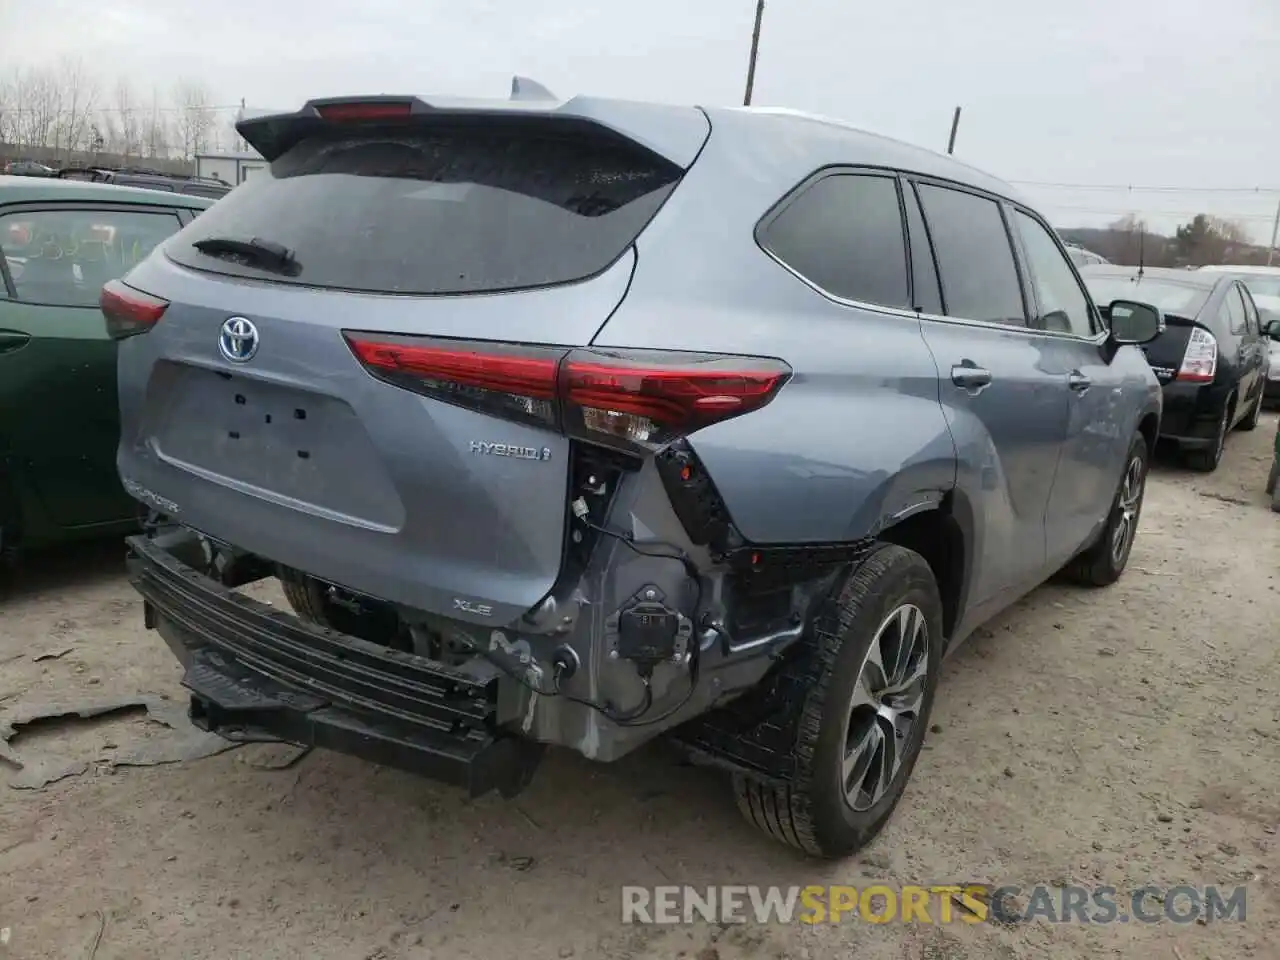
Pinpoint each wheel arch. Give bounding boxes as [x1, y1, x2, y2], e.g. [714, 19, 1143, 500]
[875, 493, 971, 647]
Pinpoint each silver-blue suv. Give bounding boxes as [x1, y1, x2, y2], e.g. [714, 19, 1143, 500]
[106, 86, 1163, 859]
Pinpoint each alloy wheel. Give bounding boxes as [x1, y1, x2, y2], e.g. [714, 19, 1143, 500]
[1110, 454, 1145, 566]
[841, 604, 929, 812]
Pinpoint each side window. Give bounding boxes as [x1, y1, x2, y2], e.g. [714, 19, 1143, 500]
[760, 173, 911, 310]
[1012, 209, 1095, 337]
[0, 207, 184, 308]
[1223, 285, 1247, 335]
[902, 182, 943, 314]
[1237, 285, 1258, 335]
[915, 183, 1026, 327]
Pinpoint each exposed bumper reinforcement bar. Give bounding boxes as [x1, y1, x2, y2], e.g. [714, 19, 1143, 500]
[124, 532, 543, 797]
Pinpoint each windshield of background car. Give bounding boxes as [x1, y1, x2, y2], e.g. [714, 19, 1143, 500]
[166, 124, 683, 295]
[1082, 277, 1210, 318]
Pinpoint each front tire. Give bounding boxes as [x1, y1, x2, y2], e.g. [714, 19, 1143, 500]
[732, 544, 943, 859]
[1065, 430, 1149, 587]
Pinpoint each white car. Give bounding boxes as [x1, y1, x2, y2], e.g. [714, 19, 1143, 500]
[1201, 269, 1280, 402]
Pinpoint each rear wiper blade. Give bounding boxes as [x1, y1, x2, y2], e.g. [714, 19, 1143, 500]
[191, 235, 299, 275]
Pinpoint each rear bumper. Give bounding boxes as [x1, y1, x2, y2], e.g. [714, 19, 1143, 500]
[125, 531, 544, 797]
[1158, 380, 1231, 446]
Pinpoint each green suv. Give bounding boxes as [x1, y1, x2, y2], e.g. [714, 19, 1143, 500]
[1267, 414, 1280, 513]
[0, 175, 212, 559]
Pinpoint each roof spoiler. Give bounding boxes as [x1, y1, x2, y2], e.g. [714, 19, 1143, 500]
[234, 88, 710, 169]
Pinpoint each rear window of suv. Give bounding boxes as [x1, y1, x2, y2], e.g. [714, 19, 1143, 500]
[167, 124, 683, 295]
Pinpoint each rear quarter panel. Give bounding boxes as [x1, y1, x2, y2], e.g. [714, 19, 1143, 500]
[593, 109, 957, 545]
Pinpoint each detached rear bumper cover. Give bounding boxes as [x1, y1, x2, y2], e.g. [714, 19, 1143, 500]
[124, 533, 543, 797]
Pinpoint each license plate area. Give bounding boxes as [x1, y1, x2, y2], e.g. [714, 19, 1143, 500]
[150, 365, 402, 525]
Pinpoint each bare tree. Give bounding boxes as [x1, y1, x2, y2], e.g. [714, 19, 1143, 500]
[173, 79, 215, 161]
[0, 74, 12, 145]
[10, 66, 62, 151]
[52, 56, 99, 156]
[113, 77, 142, 160]
[142, 87, 170, 160]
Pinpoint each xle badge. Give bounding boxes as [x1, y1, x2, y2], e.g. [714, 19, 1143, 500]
[469, 441, 552, 461]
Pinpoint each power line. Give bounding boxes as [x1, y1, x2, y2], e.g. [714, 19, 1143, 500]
[1011, 179, 1280, 195]
[1040, 203, 1276, 221]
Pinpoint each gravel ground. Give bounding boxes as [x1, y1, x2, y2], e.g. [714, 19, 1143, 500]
[2, 416, 1278, 960]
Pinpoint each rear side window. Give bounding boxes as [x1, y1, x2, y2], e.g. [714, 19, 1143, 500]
[902, 182, 942, 314]
[759, 173, 910, 309]
[916, 183, 1026, 327]
[1223, 285, 1247, 334]
[0, 207, 184, 307]
[168, 125, 683, 295]
[1239, 286, 1259, 333]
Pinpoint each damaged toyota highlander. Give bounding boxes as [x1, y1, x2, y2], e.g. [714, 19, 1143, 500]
[106, 86, 1164, 859]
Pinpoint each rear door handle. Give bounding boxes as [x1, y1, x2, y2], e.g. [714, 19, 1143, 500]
[0, 330, 31, 355]
[950, 364, 993, 390]
[1068, 371, 1092, 392]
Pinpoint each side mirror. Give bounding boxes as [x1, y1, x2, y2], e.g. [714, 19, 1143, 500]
[1261, 315, 1280, 341]
[1108, 299, 1163, 345]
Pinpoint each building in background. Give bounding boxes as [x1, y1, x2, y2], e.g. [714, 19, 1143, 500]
[194, 151, 265, 186]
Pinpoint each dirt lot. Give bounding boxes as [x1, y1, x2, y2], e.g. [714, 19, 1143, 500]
[2, 418, 1278, 960]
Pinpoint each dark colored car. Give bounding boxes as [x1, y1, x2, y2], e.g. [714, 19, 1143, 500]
[0, 176, 212, 560]
[3, 160, 56, 177]
[1266, 408, 1280, 512]
[1080, 265, 1269, 471]
[56, 166, 231, 200]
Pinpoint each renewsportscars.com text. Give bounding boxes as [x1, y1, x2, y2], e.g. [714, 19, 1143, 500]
[621, 884, 1247, 925]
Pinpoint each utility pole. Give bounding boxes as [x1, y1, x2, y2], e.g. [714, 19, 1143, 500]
[1268, 195, 1280, 266]
[743, 0, 765, 106]
[946, 106, 962, 155]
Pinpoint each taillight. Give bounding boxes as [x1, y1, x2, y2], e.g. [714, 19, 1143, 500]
[561, 349, 790, 446]
[1177, 327, 1218, 383]
[315, 101, 413, 123]
[100, 279, 169, 340]
[346, 335, 563, 430]
[343, 334, 791, 450]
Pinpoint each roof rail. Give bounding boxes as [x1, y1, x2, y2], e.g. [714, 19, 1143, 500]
[510, 75, 557, 101]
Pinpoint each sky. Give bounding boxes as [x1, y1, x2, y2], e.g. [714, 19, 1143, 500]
[6, 0, 1279, 241]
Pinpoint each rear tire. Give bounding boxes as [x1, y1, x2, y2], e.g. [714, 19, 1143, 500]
[1185, 398, 1232, 473]
[732, 544, 943, 859]
[278, 569, 335, 626]
[1238, 387, 1264, 432]
[1064, 430, 1149, 587]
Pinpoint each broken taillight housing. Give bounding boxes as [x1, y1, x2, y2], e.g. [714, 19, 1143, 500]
[1178, 326, 1218, 383]
[101, 278, 170, 340]
[343, 333, 791, 450]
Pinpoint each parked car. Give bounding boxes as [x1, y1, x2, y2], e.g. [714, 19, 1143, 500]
[1079, 265, 1269, 471]
[2, 159, 56, 177]
[1065, 243, 1109, 268]
[1195, 266, 1280, 405]
[110, 92, 1163, 860]
[56, 166, 231, 200]
[1266, 406, 1280, 513]
[0, 176, 212, 562]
